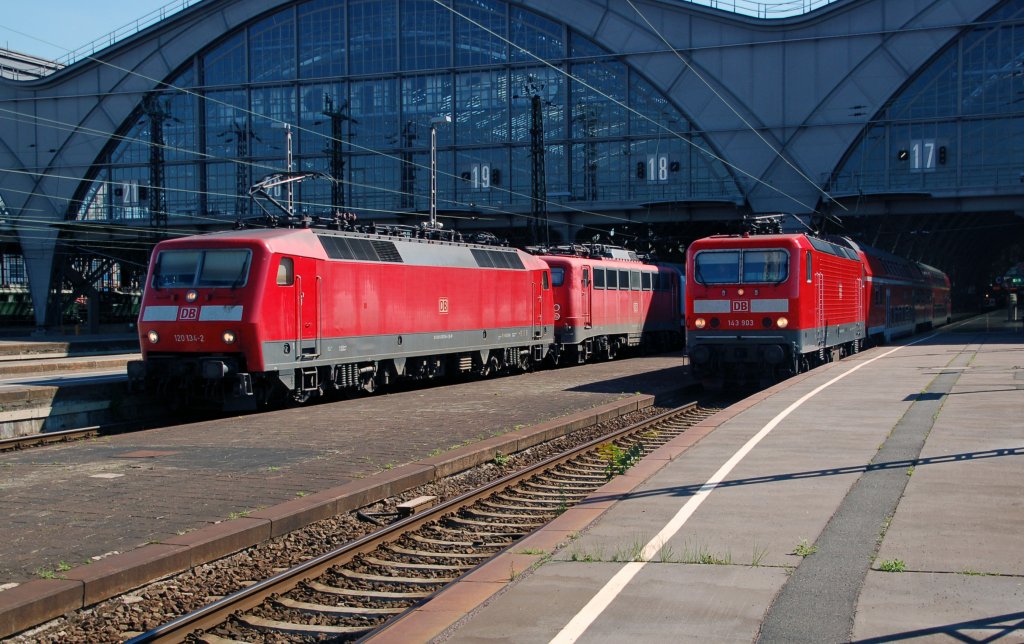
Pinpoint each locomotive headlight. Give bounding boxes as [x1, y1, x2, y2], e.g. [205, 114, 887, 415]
[147, 330, 159, 344]
[185, 289, 198, 303]
[694, 317, 707, 329]
[737, 288, 745, 296]
[777, 317, 789, 329]
[222, 330, 237, 344]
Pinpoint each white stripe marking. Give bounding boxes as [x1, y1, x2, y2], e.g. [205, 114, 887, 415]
[549, 335, 935, 644]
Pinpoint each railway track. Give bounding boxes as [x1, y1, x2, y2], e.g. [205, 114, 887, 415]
[0, 426, 103, 452]
[126, 400, 725, 643]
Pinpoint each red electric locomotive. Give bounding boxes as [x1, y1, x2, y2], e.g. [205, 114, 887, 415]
[537, 246, 684, 364]
[128, 226, 554, 410]
[685, 232, 951, 385]
[686, 233, 866, 384]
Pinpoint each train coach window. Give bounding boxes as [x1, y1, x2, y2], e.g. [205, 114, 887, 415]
[593, 268, 605, 289]
[606, 269, 618, 289]
[277, 257, 294, 286]
[550, 267, 565, 287]
[620, 270, 631, 290]
[642, 272, 652, 290]
[630, 271, 641, 290]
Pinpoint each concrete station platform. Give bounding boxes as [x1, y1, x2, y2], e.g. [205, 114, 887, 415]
[370, 311, 1024, 643]
[0, 334, 142, 438]
[0, 350, 688, 638]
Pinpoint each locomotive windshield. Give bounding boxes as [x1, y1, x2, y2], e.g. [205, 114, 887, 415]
[152, 249, 252, 288]
[694, 249, 789, 285]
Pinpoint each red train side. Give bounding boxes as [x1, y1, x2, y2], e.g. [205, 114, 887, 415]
[685, 233, 950, 385]
[540, 253, 683, 363]
[127, 230, 683, 411]
[845, 238, 951, 342]
[129, 227, 554, 410]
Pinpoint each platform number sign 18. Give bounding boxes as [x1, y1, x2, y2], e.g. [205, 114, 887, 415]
[438, 297, 449, 314]
[646, 154, 669, 182]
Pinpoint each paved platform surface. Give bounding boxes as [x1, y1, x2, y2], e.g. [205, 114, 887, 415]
[370, 312, 1024, 643]
[0, 351, 690, 637]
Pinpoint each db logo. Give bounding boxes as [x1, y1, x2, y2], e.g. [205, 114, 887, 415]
[732, 300, 750, 312]
[438, 297, 449, 314]
[179, 306, 199, 321]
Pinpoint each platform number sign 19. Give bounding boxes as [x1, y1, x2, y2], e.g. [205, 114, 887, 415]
[438, 297, 449, 314]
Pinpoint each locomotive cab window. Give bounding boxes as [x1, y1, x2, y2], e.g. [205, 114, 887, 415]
[693, 250, 740, 284]
[641, 272, 652, 290]
[550, 267, 565, 287]
[806, 251, 812, 283]
[542, 271, 550, 289]
[277, 257, 294, 286]
[153, 249, 252, 289]
[742, 250, 788, 283]
[694, 249, 788, 285]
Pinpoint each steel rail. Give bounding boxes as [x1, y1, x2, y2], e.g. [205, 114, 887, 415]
[0, 426, 101, 452]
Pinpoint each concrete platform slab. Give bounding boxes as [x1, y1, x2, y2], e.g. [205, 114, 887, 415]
[381, 313, 1024, 643]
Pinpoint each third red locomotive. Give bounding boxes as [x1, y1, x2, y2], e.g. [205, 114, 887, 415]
[685, 232, 950, 385]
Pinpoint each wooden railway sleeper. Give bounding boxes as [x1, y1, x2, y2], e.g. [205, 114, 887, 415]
[235, 614, 370, 636]
[524, 479, 596, 492]
[387, 544, 493, 560]
[338, 568, 455, 585]
[444, 516, 530, 534]
[479, 499, 558, 513]
[362, 555, 474, 571]
[275, 596, 406, 616]
[464, 507, 550, 523]
[305, 581, 431, 600]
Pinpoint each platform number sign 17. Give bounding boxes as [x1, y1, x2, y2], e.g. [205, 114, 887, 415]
[438, 297, 449, 314]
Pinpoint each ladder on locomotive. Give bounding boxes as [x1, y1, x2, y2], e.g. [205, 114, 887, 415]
[815, 271, 825, 348]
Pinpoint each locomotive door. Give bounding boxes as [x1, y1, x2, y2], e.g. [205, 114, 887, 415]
[582, 266, 592, 328]
[293, 258, 321, 359]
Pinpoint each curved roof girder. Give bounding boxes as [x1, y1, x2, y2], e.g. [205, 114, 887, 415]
[0, 0, 293, 326]
[549, 0, 1001, 214]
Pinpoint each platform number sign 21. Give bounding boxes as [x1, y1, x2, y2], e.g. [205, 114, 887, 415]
[438, 297, 449, 314]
